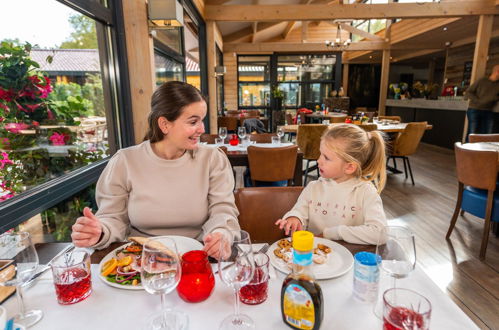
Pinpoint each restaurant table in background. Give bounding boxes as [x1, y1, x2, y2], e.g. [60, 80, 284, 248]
[305, 112, 347, 123]
[6, 242, 478, 330]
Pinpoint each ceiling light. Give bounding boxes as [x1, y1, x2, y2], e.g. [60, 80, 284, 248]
[443, 27, 448, 31]
[148, 0, 184, 28]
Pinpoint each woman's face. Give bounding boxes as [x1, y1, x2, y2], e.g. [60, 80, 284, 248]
[163, 101, 206, 150]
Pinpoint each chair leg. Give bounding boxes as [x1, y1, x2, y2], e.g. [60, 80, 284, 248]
[402, 157, 408, 179]
[479, 190, 494, 260]
[392, 157, 397, 170]
[446, 183, 464, 239]
[406, 157, 415, 185]
[304, 160, 310, 185]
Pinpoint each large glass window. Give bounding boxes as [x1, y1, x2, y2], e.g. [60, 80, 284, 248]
[237, 56, 271, 112]
[155, 52, 184, 85]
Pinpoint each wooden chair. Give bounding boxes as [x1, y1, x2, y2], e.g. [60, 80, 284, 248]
[226, 110, 240, 115]
[247, 145, 298, 186]
[469, 134, 499, 143]
[249, 133, 274, 143]
[246, 110, 261, 117]
[358, 123, 378, 132]
[296, 124, 328, 185]
[234, 187, 304, 243]
[379, 115, 401, 122]
[446, 142, 499, 260]
[387, 122, 427, 185]
[200, 133, 218, 144]
[217, 116, 238, 132]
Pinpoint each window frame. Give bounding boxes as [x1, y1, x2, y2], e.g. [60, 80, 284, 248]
[0, 0, 134, 232]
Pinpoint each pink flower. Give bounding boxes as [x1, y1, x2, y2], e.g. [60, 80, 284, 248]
[4, 122, 29, 133]
[47, 109, 55, 120]
[49, 132, 66, 146]
[0, 152, 14, 169]
[25, 103, 41, 112]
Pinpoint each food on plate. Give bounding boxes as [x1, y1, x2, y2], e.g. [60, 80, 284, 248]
[128, 236, 176, 259]
[100, 240, 144, 286]
[274, 238, 332, 265]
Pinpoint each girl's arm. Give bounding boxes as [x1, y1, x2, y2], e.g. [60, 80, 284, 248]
[323, 186, 386, 245]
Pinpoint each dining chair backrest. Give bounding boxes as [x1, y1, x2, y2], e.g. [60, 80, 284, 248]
[358, 123, 378, 132]
[246, 110, 260, 117]
[378, 115, 401, 122]
[249, 133, 274, 143]
[247, 145, 298, 183]
[392, 122, 427, 156]
[469, 134, 499, 143]
[200, 133, 218, 144]
[454, 142, 498, 191]
[217, 116, 238, 131]
[285, 113, 294, 125]
[330, 114, 348, 123]
[234, 186, 304, 243]
[226, 110, 240, 115]
[296, 124, 328, 160]
[218, 146, 228, 154]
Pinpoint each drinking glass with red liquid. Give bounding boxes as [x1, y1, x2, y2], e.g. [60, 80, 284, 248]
[177, 250, 215, 303]
[383, 288, 431, 330]
[51, 251, 92, 305]
[239, 252, 269, 305]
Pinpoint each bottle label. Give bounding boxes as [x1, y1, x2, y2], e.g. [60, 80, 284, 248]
[292, 251, 312, 266]
[283, 284, 315, 330]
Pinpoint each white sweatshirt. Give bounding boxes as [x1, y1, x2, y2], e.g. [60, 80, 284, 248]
[282, 177, 386, 245]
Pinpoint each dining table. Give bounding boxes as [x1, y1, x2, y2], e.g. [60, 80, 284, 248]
[4, 241, 478, 330]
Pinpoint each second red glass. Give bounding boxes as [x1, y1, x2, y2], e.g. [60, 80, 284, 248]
[239, 252, 269, 305]
[176, 250, 215, 303]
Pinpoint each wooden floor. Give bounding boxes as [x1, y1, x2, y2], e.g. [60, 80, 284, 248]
[378, 143, 498, 329]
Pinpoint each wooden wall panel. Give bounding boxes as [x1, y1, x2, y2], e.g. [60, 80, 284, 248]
[223, 52, 238, 110]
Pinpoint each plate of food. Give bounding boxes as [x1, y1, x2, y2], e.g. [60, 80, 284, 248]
[98, 236, 203, 290]
[269, 237, 354, 280]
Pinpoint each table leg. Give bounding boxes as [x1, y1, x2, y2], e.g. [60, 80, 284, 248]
[294, 153, 303, 186]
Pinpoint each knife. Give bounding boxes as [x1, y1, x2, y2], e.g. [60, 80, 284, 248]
[23, 243, 75, 288]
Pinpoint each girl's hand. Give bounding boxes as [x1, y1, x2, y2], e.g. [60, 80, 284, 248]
[275, 217, 303, 236]
[71, 207, 103, 247]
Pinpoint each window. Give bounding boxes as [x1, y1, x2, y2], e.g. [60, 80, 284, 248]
[237, 56, 271, 112]
[155, 52, 184, 85]
[0, 0, 132, 235]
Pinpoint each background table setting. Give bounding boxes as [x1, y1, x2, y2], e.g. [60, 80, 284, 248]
[0, 233, 479, 330]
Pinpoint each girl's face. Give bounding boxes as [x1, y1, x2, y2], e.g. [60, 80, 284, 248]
[162, 101, 206, 150]
[317, 139, 357, 183]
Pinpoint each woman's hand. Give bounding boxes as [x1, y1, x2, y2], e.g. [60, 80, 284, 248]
[275, 217, 303, 236]
[203, 232, 229, 260]
[71, 207, 103, 247]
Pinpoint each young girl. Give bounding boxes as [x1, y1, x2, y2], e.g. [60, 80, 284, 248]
[275, 124, 387, 245]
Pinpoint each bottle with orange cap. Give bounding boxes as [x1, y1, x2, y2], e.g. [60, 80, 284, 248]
[280, 231, 324, 330]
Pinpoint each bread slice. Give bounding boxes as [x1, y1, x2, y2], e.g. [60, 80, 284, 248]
[127, 236, 176, 258]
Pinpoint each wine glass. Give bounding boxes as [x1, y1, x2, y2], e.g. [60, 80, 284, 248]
[374, 226, 416, 318]
[219, 127, 228, 143]
[0, 232, 43, 327]
[141, 236, 187, 330]
[218, 230, 255, 329]
[237, 127, 247, 141]
[276, 126, 285, 141]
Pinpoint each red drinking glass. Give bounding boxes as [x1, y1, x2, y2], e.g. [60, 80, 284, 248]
[229, 134, 239, 146]
[176, 250, 215, 303]
[239, 252, 269, 305]
[51, 251, 92, 305]
[383, 288, 431, 330]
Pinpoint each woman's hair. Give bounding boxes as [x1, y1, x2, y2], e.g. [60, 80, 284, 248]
[144, 81, 206, 143]
[322, 124, 387, 193]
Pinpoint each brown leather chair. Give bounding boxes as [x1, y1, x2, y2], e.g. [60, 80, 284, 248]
[246, 110, 261, 117]
[387, 122, 427, 185]
[200, 133, 218, 144]
[296, 124, 328, 185]
[378, 115, 401, 122]
[469, 134, 499, 143]
[218, 146, 228, 154]
[247, 145, 299, 186]
[358, 123, 378, 132]
[249, 133, 274, 143]
[226, 110, 240, 115]
[217, 116, 238, 132]
[446, 142, 499, 260]
[234, 187, 304, 243]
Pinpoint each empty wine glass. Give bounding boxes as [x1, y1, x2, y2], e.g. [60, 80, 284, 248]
[0, 232, 43, 327]
[237, 127, 247, 141]
[219, 127, 228, 142]
[218, 230, 255, 329]
[374, 226, 416, 318]
[276, 126, 285, 141]
[141, 236, 186, 330]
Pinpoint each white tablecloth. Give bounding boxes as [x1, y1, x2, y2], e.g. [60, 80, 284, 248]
[5, 262, 477, 330]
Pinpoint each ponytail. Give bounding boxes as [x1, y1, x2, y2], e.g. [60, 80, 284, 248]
[322, 124, 387, 193]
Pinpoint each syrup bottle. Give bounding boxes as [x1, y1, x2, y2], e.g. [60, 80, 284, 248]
[281, 231, 323, 330]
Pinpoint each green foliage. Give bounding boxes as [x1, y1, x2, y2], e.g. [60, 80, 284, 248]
[59, 14, 98, 49]
[50, 95, 91, 125]
[0, 42, 39, 91]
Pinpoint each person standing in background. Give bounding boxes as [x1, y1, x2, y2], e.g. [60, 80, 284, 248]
[465, 65, 499, 140]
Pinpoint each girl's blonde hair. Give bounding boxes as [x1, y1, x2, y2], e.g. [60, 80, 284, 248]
[322, 124, 387, 193]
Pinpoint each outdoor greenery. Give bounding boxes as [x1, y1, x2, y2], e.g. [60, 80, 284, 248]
[59, 14, 98, 49]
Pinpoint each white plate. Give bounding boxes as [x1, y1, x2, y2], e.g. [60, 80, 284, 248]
[269, 238, 354, 280]
[98, 236, 203, 290]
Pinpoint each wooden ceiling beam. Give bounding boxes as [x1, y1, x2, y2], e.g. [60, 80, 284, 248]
[224, 22, 282, 43]
[338, 23, 383, 41]
[205, 2, 498, 21]
[205, 0, 232, 4]
[224, 41, 389, 52]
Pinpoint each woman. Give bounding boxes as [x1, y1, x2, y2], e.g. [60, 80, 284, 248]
[71, 81, 239, 258]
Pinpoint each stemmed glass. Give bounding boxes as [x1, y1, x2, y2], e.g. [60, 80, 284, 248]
[219, 127, 228, 143]
[276, 126, 285, 143]
[0, 232, 43, 327]
[141, 236, 187, 330]
[374, 226, 416, 318]
[218, 230, 255, 329]
[237, 127, 247, 142]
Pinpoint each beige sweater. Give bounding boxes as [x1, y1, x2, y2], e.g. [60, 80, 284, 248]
[283, 177, 386, 245]
[93, 141, 239, 249]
